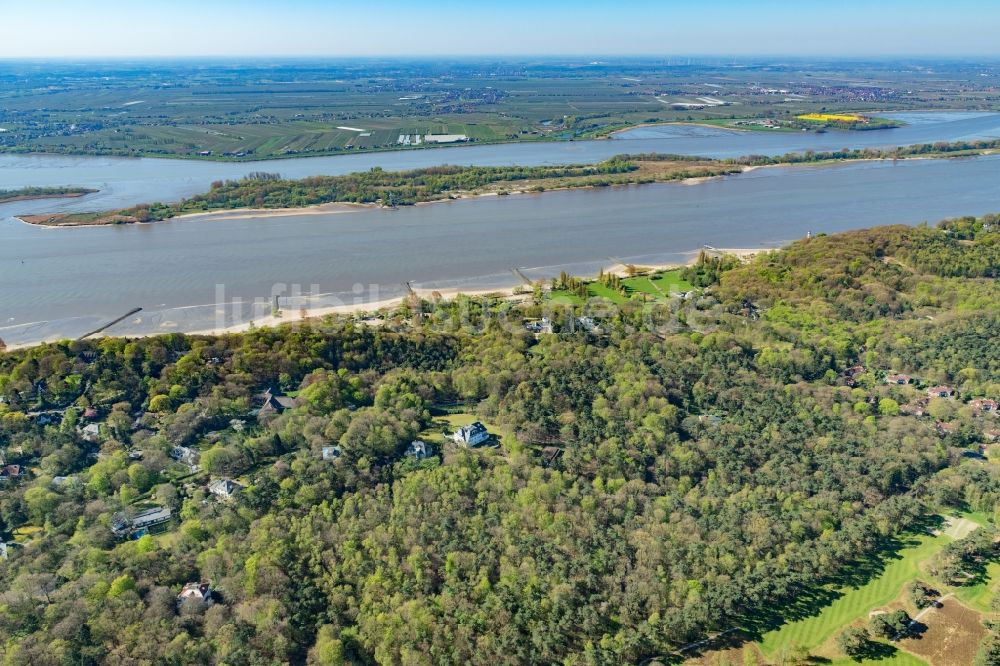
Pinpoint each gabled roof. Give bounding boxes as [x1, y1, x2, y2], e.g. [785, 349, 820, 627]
[179, 582, 212, 601]
[0, 465, 22, 478]
[255, 388, 300, 414]
[208, 478, 242, 497]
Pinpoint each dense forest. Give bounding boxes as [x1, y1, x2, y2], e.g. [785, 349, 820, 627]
[0, 217, 998, 664]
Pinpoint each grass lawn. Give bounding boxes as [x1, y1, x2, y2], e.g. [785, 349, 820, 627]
[757, 526, 954, 658]
[419, 412, 509, 447]
[954, 560, 1000, 613]
[548, 269, 691, 306]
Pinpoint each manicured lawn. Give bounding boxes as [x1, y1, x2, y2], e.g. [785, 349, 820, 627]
[954, 560, 1000, 613]
[548, 269, 691, 305]
[419, 412, 508, 446]
[757, 530, 950, 656]
[643, 269, 692, 294]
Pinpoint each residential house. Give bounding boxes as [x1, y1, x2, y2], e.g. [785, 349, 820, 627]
[900, 399, 929, 417]
[208, 478, 242, 500]
[254, 388, 300, 420]
[0, 465, 22, 483]
[51, 475, 77, 489]
[404, 440, 433, 460]
[80, 423, 101, 442]
[169, 446, 200, 471]
[576, 317, 600, 333]
[525, 318, 554, 334]
[844, 365, 866, 379]
[321, 445, 342, 461]
[970, 398, 998, 414]
[452, 422, 491, 447]
[885, 374, 912, 385]
[178, 582, 214, 605]
[111, 506, 172, 537]
[927, 386, 955, 399]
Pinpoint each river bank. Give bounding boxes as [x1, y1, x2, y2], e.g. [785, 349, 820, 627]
[14, 158, 740, 227]
[1, 248, 767, 351]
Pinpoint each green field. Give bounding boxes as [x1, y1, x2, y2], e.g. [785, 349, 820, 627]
[758, 531, 947, 656]
[955, 560, 1000, 613]
[745, 510, 998, 664]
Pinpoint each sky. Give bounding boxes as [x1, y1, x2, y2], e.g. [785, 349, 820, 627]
[3, 0, 1000, 58]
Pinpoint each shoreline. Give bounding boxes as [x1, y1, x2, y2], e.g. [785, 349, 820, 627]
[0, 247, 769, 351]
[13, 167, 746, 228]
[0, 190, 97, 205]
[14, 144, 999, 230]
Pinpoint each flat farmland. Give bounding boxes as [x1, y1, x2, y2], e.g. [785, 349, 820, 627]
[2, 59, 999, 159]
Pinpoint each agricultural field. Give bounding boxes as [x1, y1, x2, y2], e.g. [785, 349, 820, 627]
[798, 113, 868, 123]
[1, 58, 998, 159]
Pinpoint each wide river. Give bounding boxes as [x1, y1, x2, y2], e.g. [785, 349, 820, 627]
[2, 112, 1000, 345]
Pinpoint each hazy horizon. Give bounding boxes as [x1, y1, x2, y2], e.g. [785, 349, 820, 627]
[5, 0, 1000, 59]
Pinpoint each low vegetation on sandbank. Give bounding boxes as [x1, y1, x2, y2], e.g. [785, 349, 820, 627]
[17, 138, 1000, 228]
[0, 186, 97, 204]
[16, 157, 739, 226]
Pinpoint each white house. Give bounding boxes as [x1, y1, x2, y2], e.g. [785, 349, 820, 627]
[452, 422, 490, 447]
[321, 445, 342, 461]
[208, 478, 242, 500]
[405, 440, 433, 460]
[170, 446, 200, 471]
[178, 582, 213, 605]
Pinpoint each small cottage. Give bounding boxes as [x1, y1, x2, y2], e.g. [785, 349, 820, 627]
[970, 398, 997, 413]
[178, 582, 213, 605]
[0, 465, 22, 482]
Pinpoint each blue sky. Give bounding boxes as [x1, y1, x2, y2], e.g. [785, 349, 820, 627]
[4, 0, 1000, 58]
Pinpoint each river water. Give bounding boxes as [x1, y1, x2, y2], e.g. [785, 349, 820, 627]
[1, 112, 1000, 345]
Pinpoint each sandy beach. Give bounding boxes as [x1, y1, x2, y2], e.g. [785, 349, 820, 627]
[1, 247, 770, 351]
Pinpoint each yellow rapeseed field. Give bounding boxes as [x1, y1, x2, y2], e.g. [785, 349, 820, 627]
[797, 113, 866, 123]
